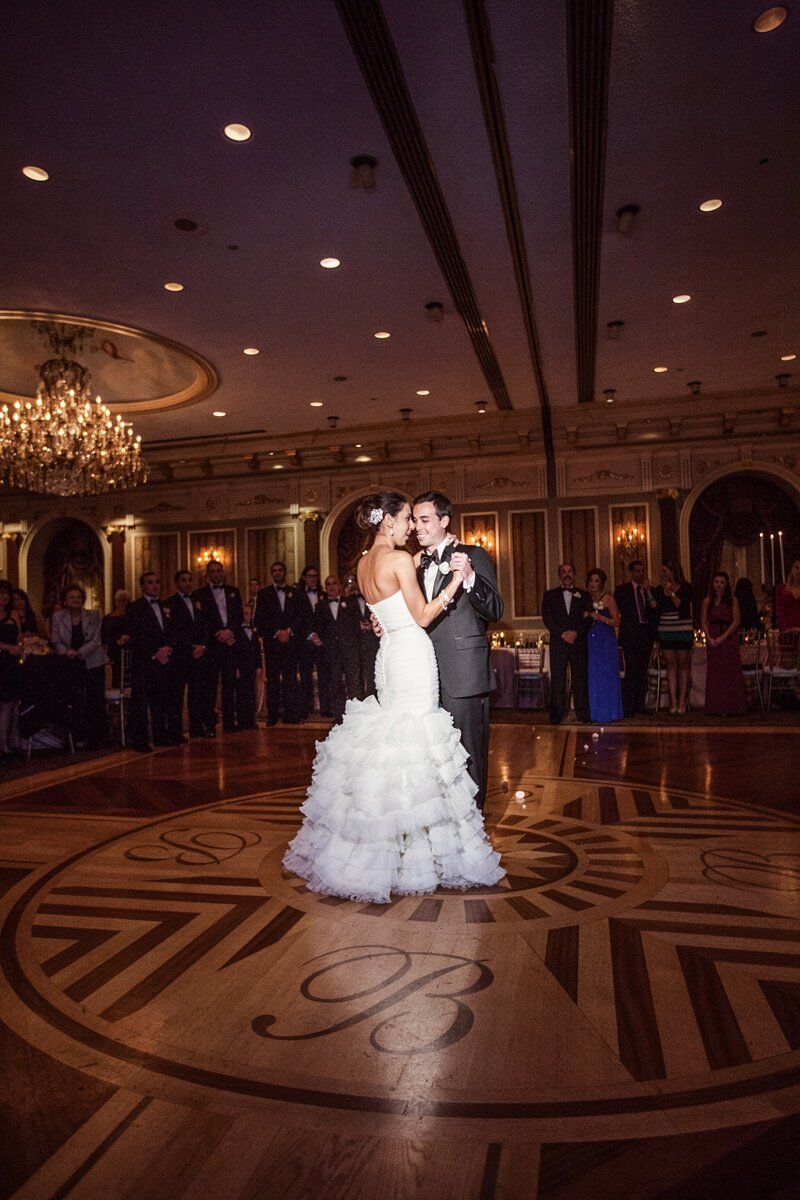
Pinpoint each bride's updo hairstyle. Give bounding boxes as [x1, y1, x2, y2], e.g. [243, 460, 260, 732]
[354, 491, 408, 533]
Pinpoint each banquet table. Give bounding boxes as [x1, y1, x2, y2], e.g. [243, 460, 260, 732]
[490, 646, 550, 709]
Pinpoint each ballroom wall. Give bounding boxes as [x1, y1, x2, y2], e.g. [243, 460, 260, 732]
[4, 412, 798, 632]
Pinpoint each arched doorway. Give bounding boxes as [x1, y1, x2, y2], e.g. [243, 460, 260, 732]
[22, 518, 107, 617]
[686, 470, 799, 603]
[319, 487, 413, 581]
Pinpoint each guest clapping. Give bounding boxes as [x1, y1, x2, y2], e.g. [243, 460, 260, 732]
[51, 586, 109, 748]
[653, 561, 693, 714]
[701, 572, 747, 716]
[586, 568, 623, 723]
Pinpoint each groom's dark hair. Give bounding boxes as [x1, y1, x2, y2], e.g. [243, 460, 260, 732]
[412, 491, 452, 520]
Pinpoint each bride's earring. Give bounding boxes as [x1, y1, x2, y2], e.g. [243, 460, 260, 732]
[386, 523, 395, 546]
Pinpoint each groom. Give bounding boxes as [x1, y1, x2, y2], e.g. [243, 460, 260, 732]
[412, 491, 503, 811]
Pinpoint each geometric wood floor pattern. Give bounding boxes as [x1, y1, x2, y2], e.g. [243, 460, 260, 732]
[2, 722, 800, 1198]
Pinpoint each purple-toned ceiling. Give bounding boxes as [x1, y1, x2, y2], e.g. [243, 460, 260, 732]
[1, 0, 797, 445]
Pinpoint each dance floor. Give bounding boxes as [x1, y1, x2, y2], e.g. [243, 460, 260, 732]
[1, 720, 799, 1200]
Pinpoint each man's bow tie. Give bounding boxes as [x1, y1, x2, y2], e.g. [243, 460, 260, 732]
[307, 588, 317, 594]
[421, 550, 438, 569]
[275, 586, 286, 592]
[212, 586, 224, 592]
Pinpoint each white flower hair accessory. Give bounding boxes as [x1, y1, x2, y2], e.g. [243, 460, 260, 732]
[369, 507, 384, 525]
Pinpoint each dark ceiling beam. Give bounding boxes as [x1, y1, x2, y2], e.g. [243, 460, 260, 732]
[566, 0, 614, 404]
[463, 0, 556, 496]
[335, 0, 513, 411]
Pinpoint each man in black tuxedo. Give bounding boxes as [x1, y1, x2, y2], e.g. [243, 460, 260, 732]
[614, 559, 658, 716]
[252, 561, 302, 725]
[541, 562, 592, 724]
[314, 575, 360, 721]
[126, 571, 181, 751]
[236, 602, 262, 730]
[192, 560, 245, 733]
[343, 574, 378, 699]
[164, 569, 210, 738]
[295, 565, 323, 717]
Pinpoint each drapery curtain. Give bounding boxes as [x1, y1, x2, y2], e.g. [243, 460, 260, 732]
[689, 475, 798, 611]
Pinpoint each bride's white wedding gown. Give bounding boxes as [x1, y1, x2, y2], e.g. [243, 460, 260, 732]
[284, 589, 505, 903]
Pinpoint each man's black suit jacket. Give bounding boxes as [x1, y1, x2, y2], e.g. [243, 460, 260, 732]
[164, 591, 210, 653]
[614, 581, 658, 641]
[541, 587, 593, 642]
[192, 584, 245, 645]
[313, 596, 360, 652]
[252, 584, 304, 649]
[125, 596, 174, 671]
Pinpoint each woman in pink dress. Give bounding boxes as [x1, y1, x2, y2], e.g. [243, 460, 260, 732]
[701, 572, 747, 715]
[774, 560, 800, 634]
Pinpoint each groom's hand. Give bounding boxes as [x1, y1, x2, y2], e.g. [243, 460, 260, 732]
[450, 550, 474, 586]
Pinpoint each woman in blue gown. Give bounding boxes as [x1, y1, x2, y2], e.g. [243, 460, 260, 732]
[586, 568, 623, 723]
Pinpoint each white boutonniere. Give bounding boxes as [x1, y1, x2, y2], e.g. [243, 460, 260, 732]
[572, 591, 581, 599]
[341, 601, 347, 609]
[194, 601, 202, 610]
[162, 607, 171, 618]
[438, 561, 451, 576]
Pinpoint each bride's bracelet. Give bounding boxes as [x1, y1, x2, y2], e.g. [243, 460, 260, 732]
[439, 591, 452, 613]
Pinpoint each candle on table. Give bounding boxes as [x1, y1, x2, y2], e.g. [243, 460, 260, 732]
[778, 531, 786, 581]
[770, 534, 776, 586]
[760, 532, 765, 585]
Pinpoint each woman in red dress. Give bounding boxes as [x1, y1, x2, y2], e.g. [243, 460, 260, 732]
[774, 560, 800, 633]
[701, 571, 747, 716]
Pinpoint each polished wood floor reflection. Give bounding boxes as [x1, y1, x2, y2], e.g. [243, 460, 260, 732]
[1, 719, 799, 1199]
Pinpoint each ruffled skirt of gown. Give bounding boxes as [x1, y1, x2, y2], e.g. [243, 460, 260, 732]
[284, 697, 505, 904]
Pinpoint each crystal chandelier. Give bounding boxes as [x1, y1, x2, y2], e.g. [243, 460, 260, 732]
[0, 322, 148, 497]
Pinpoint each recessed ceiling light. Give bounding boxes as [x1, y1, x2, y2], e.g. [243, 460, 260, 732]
[374, 331, 391, 339]
[416, 389, 430, 396]
[164, 281, 184, 292]
[672, 294, 691, 304]
[320, 257, 340, 269]
[354, 443, 362, 448]
[243, 347, 259, 355]
[753, 6, 788, 33]
[212, 410, 226, 417]
[514, 790, 526, 800]
[224, 123, 251, 141]
[309, 401, 323, 407]
[653, 366, 669, 373]
[781, 353, 796, 361]
[355, 455, 371, 463]
[699, 198, 723, 212]
[273, 463, 284, 470]
[22, 165, 49, 181]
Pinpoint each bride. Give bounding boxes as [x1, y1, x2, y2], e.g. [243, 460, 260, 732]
[284, 490, 505, 903]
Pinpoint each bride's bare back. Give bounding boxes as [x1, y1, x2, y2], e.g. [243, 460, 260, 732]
[357, 544, 409, 605]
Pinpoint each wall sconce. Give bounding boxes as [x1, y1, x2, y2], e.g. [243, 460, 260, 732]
[616, 204, 641, 234]
[350, 154, 378, 190]
[616, 525, 643, 553]
[603, 388, 616, 404]
[424, 301, 445, 324]
[196, 547, 225, 569]
[471, 527, 495, 553]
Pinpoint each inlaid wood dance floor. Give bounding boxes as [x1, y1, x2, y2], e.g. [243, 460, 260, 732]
[1, 721, 799, 1199]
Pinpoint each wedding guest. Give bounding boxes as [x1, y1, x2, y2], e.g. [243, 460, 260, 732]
[248, 577, 262, 603]
[296, 565, 323, 716]
[701, 571, 747, 716]
[343, 573, 378, 699]
[252, 561, 302, 725]
[586, 568, 623, 723]
[193, 560, 245, 733]
[541, 563, 592, 724]
[653, 560, 693, 714]
[734, 577, 764, 635]
[51, 585, 109, 748]
[11, 588, 47, 639]
[614, 560, 658, 716]
[0, 589, 22, 756]
[314, 575, 359, 722]
[235, 602, 262, 730]
[101, 589, 131, 687]
[126, 572, 180, 752]
[165, 570, 210, 738]
[775, 560, 800, 634]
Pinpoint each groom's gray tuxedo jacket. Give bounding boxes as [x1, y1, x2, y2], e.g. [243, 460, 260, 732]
[418, 541, 503, 698]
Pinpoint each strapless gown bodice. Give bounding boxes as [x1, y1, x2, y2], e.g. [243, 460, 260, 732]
[283, 590, 504, 903]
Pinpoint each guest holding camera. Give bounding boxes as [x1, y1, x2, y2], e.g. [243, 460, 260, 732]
[51, 585, 109, 748]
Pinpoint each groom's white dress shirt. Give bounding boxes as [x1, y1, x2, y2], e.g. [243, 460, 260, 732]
[423, 538, 476, 600]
